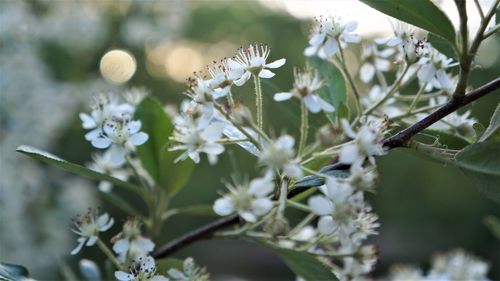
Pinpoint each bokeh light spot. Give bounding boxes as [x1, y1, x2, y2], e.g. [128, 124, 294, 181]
[99, 49, 137, 84]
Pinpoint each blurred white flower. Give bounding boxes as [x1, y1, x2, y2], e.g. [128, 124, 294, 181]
[308, 177, 355, 235]
[359, 43, 394, 83]
[70, 209, 114, 255]
[304, 16, 360, 59]
[213, 173, 275, 223]
[115, 256, 168, 281]
[167, 257, 210, 281]
[417, 48, 454, 91]
[229, 43, 286, 86]
[259, 135, 303, 179]
[88, 150, 130, 192]
[274, 67, 334, 113]
[376, 21, 415, 47]
[207, 58, 241, 98]
[112, 218, 155, 262]
[339, 119, 385, 169]
[360, 85, 402, 118]
[427, 249, 490, 281]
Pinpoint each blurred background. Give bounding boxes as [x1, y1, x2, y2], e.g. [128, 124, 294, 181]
[0, 0, 499, 280]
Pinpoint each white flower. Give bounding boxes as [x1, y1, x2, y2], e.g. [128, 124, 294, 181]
[274, 67, 334, 113]
[304, 16, 360, 59]
[359, 43, 394, 83]
[259, 135, 303, 179]
[228, 43, 286, 86]
[376, 21, 415, 47]
[112, 219, 155, 262]
[307, 177, 356, 236]
[207, 58, 241, 98]
[167, 257, 210, 281]
[417, 48, 454, 91]
[170, 113, 225, 164]
[427, 250, 490, 281]
[423, 96, 476, 136]
[213, 173, 275, 223]
[402, 35, 429, 64]
[88, 150, 130, 192]
[91, 117, 149, 165]
[115, 256, 169, 281]
[70, 209, 114, 255]
[186, 75, 221, 103]
[339, 119, 385, 169]
[79, 93, 134, 142]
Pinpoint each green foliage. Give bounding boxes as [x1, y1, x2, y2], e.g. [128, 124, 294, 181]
[455, 141, 500, 204]
[16, 145, 142, 194]
[359, 0, 456, 42]
[484, 216, 500, 240]
[99, 191, 141, 215]
[337, 102, 350, 122]
[134, 97, 195, 197]
[134, 97, 174, 183]
[273, 248, 338, 281]
[159, 143, 195, 198]
[0, 262, 30, 281]
[157, 258, 184, 273]
[418, 129, 471, 150]
[479, 103, 500, 142]
[428, 33, 457, 60]
[308, 57, 346, 118]
[177, 204, 217, 217]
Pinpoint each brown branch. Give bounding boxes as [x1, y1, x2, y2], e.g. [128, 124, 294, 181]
[152, 77, 500, 259]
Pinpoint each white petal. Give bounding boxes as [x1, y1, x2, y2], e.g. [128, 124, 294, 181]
[98, 182, 113, 193]
[115, 271, 133, 281]
[303, 94, 322, 113]
[417, 63, 436, 83]
[378, 48, 395, 58]
[323, 38, 340, 57]
[343, 33, 361, 43]
[375, 59, 391, 71]
[227, 58, 244, 71]
[258, 69, 275, 79]
[273, 92, 294, 102]
[309, 32, 326, 46]
[284, 163, 303, 179]
[319, 98, 335, 113]
[129, 132, 149, 146]
[251, 198, 273, 216]
[304, 45, 319, 57]
[91, 137, 112, 149]
[98, 214, 114, 231]
[113, 238, 130, 254]
[308, 195, 333, 216]
[135, 237, 155, 253]
[436, 69, 452, 90]
[85, 128, 101, 141]
[188, 151, 200, 163]
[70, 238, 86, 255]
[318, 216, 338, 235]
[167, 269, 184, 279]
[387, 37, 403, 47]
[249, 176, 274, 197]
[199, 143, 224, 155]
[80, 113, 97, 129]
[341, 119, 356, 139]
[265, 58, 286, 69]
[360, 63, 376, 83]
[127, 120, 142, 134]
[86, 235, 98, 246]
[109, 145, 126, 166]
[250, 57, 265, 68]
[275, 135, 295, 150]
[339, 144, 360, 164]
[344, 21, 358, 32]
[234, 71, 251, 86]
[213, 197, 234, 216]
[240, 211, 256, 222]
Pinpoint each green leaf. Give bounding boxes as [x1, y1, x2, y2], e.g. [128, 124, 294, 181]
[159, 143, 195, 197]
[336, 102, 350, 122]
[157, 258, 184, 274]
[479, 103, 500, 142]
[308, 57, 346, 116]
[428, 33, 457, 60]
[0, 262, 30, 281]
[16, 145, 141, 194]
[359, 0, 456, 42]
[455, 141, 500, 204]
[484, 216, 500, 240]
[99, 191, 141, 215]
[177, 204, 217, 217]
[273, 248, 338, 281]
[473, 122, 485, 142]
[134, 96, 173, 184]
